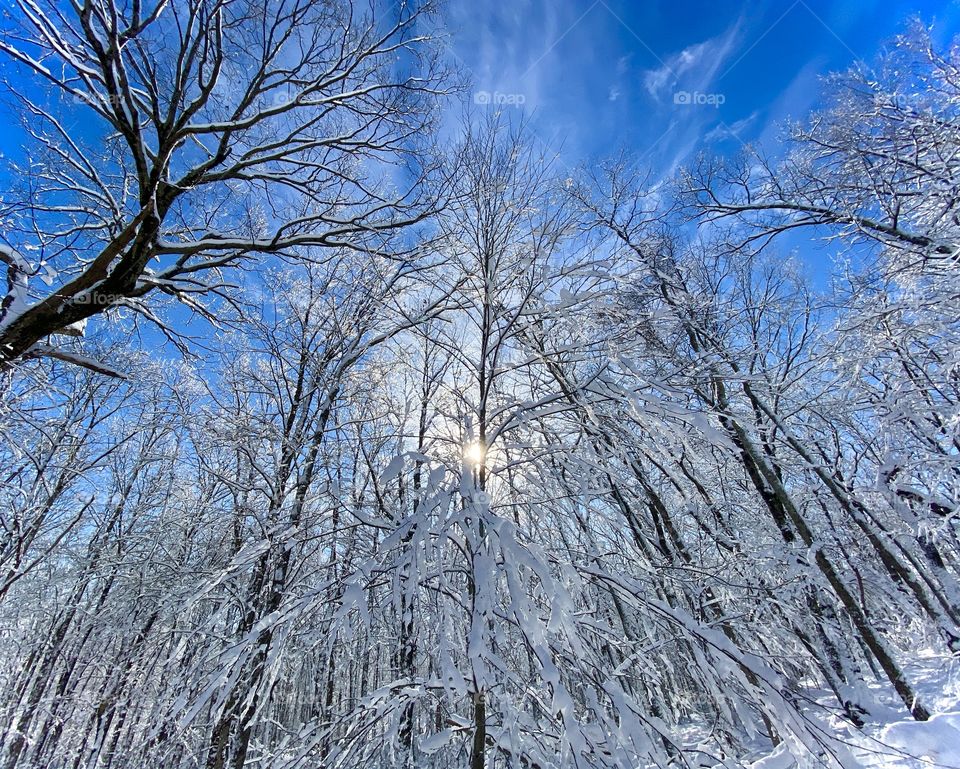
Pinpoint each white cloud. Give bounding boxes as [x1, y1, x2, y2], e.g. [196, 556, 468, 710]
[642, 20, 743, 101]
[704, 110, 759, 143]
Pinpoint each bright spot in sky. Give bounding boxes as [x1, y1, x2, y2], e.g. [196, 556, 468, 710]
[463, 441, 486, 466]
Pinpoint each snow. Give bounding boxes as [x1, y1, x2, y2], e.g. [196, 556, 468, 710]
[880, 712, 960, 767]
[2, 13, 960, 769]
[0, 245, 30, 332]
[418, 728, 455, 754]
[740, 650, 960, 769]
[750, 744, 797, 769]
[851, 654, 960, 769]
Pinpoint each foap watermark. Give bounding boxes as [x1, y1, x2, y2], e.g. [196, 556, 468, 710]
[73, 292, 123, 306]
[876, 92, 923, 112]
[72, 92, 126, 109]
[474, 90, 526, 108]
[673, 90, 725, 108]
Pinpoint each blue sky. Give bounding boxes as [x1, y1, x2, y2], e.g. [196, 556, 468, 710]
[2, 0, 958, 356]
[443, 0, 960, 177]
[2, 1, 957, 196]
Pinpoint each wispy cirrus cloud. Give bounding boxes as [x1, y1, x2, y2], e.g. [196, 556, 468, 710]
[642, 19, 744, 102]
[436, 0, 940, 182]
[704, 110, 760, 143]
[636, 18, 746, 181]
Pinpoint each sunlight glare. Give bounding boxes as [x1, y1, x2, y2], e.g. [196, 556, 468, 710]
[463, 441, 486, 466]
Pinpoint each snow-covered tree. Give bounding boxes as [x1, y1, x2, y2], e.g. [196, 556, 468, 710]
[0, 0, 448, 372]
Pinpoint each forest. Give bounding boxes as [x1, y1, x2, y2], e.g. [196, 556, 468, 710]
[0, 1, 958, 767]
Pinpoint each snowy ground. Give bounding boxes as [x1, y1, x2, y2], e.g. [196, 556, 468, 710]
[752, 650, 960, 769]
[851, 650, 960, 769]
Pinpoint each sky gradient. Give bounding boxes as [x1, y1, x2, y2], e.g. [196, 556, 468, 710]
[442, 0, 960, 177]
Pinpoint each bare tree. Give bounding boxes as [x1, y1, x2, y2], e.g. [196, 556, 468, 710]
[0, 0, 449, 372]
[683, 22, 960, 271]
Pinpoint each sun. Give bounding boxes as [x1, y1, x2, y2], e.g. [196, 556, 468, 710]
[463, 441, 486, 466]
